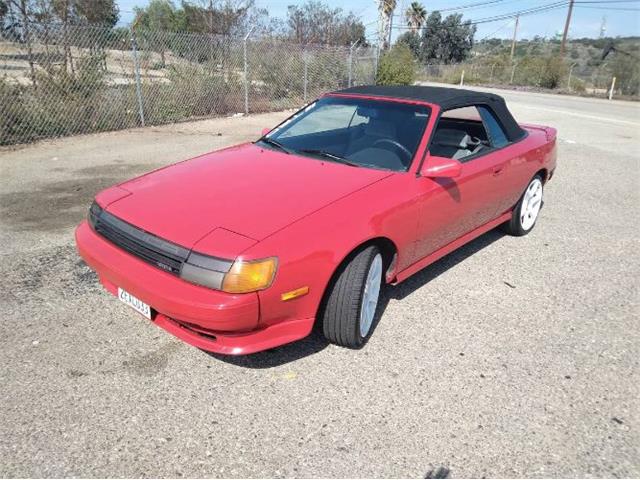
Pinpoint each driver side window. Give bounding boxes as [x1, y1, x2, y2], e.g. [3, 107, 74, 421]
[430, 106, 489, 162]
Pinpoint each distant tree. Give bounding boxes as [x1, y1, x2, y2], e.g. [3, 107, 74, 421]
[377, 0, 396, 50]
[133, 0, 177, 65]
[179, 0, 253, 36]
[286, 1, 366, 46]
[32, 0, 55, 26]
[334, 12, 366, 46]
[76, 0, 118, 26]
[405, 1, 426, 33]
[51, 0, 76, 71]
[4, 0, 38, 83]
[0, 0, 8, 21]
[420, 11, 475, 64]
[0, 0, 17, 38]
[396, 30, 420, 58]
[134, 0, 177, 31]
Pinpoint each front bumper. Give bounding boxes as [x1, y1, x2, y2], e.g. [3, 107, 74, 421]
[75, 221, 314, 355]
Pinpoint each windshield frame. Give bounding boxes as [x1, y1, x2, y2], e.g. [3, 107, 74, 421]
[256, 94, 434, 173]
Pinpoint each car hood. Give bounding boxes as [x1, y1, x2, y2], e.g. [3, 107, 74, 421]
[105, 143, 392, 250]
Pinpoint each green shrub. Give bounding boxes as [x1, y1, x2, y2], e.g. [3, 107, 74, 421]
[442, 66, 464, 85]
[0, 54, 133, 145]
[611, 54, 640, 96]
[515, 56, 568, 89]
[539, 56, 567, 89]
[376, 44, 416, 86]
[570, 77, 586, 92]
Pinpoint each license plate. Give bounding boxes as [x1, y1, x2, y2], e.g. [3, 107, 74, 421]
[117, 287, 152, 319]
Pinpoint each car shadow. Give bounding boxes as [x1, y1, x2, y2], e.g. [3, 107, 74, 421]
[207, 228, 506, 369]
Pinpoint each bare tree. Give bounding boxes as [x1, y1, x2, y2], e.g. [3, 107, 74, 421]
[286, 1, 366, 46]
[51, 0, 75, 73]
[7, 0, 37, 85]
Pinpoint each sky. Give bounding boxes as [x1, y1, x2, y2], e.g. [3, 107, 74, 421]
[115, 0, 640, 41]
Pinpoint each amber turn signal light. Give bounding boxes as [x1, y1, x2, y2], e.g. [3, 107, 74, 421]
[221, 257, 278, 294]
[281, 286, 309, 301]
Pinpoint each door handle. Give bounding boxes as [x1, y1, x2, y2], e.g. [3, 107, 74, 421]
[493, 165, 505, 176]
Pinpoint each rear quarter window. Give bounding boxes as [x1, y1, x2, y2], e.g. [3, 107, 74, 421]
[478, 106, 509, 148]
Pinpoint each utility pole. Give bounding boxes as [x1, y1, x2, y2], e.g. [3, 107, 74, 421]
[510, 14, 519, 61]
[388, 13, 394, 49]
[560, 0, 574, 56]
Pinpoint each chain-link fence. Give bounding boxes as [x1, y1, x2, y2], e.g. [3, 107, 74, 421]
[0, 24, 377, 146]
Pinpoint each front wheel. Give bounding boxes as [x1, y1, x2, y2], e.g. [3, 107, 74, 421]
[321, 246, 383, 348]
[502, 175, 544, 236]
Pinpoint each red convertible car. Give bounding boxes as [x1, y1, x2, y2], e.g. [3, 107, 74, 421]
[76, 85, 557, 355]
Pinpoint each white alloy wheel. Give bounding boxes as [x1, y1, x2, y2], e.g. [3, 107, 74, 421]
[520, 178, 543, 231]
[360, 253, 382, 338]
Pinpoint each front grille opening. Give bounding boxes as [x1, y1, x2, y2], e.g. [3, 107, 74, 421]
[176, 320, 218, 341]
[93, 211, 188, 276]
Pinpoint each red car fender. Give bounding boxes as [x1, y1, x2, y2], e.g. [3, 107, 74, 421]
[243, 172, 428, 328]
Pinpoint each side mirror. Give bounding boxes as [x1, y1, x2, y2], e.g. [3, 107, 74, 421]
[261, 127, 271, 137]
[420, 155, 462, 178]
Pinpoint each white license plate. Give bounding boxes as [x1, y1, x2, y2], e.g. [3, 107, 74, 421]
[117, 287, 152, 319]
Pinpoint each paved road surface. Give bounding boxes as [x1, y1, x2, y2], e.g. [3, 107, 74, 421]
[1, 87, 638, 478]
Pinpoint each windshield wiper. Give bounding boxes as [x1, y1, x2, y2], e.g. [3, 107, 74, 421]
[299, 149, 362, 167]
[257, 137, 294, 154]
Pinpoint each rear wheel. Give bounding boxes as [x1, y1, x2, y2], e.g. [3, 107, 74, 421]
[321, 246, 383, 348]
[503, 175, 544, 236]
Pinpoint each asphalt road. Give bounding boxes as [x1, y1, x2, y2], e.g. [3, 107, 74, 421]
[1, 88, 638, 478]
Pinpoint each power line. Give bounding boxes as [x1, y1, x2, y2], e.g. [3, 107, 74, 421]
[391, 1, 570, 28]
[574, 0, 640, 3]
[577, 4, 640, 8]
[466, 1, 570, 25]
[477, 19, 516, 41]
[437, 0, 517, 12]
[364, 0, 639, 35]
[432, 0, 638, 25]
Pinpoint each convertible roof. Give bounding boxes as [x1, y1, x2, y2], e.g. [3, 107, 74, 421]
[331, 85, 525, 141]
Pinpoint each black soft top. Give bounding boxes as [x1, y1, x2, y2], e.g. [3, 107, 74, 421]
[332, 85, 525, 141]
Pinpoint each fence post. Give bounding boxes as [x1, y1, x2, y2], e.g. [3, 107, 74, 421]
[374, 42, 380, 85]
[609, 76, 616, 100]
[510, 63, 516, 84]
[567, 63, 576, 89]
[489, 64, 495, 83]
[243, 27, 254, 115]
[348, 40, 360, 88]
[303, 52, 309, 102]
[130, 28, 145, 127]
[459, 69, 465, 87]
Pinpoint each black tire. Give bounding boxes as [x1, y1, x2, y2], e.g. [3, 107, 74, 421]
[502, 174, 544, 237]
[321, 245, 381, 348]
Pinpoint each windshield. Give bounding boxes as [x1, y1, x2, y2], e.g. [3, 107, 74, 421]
[260, 96, 431, 172]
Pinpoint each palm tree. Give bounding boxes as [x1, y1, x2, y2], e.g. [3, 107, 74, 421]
[405, 1, 427, 33]
[378, 0, 396, 50]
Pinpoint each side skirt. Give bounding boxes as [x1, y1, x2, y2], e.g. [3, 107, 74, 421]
[392, 211, 512, 285]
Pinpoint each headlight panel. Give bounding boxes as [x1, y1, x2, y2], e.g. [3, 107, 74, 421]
[87, 200, 276, 294]
[88, 201, 103, 229]
[180, 252, 277, 294]
[179, 252, 233, 290]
